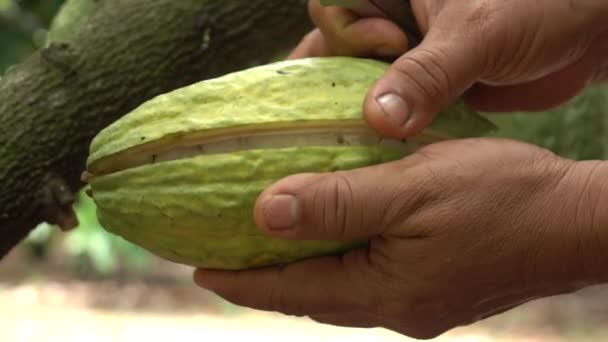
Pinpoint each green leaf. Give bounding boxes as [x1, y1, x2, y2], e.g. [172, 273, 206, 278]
[0, 0, 12, 12]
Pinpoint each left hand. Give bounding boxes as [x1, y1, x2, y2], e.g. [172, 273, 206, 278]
[289, 0, 608, 139]
[193, 138, 607, 339]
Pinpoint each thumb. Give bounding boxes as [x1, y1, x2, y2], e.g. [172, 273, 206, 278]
[253, 164, 406, 241]
[363, 26, 486, 139]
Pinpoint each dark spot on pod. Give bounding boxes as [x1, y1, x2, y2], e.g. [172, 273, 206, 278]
[331, 82, 336, 87]
[276, 70, 289, 75]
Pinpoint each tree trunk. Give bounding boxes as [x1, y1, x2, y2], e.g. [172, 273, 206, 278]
[0, 0, 311, 258]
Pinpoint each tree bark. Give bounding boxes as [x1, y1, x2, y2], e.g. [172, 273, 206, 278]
[0, 0, 311, 258]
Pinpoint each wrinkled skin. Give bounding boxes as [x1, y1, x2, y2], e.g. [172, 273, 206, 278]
[290, 0, 608, 138]
[193, 0, 608, 339]
[196, 139, 608, 338]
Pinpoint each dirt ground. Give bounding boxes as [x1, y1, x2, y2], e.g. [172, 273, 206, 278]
[2, 279, 608, 342]
[2, 245, 608, 341]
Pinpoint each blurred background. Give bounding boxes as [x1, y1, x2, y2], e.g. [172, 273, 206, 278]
[1, 1, 608, 341]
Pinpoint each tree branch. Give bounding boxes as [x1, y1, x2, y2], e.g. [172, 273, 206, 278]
[0, 0, 311, 258]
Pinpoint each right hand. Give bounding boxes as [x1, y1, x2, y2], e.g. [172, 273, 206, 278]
[290, 0, 608, 139]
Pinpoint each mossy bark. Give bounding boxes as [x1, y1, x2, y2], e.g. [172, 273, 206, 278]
[0, 0, 311, 258]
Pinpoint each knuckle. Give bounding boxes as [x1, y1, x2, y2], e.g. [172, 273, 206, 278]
[465, 0, 495, 28]
[393, 46, 453, 104]
[527, 148, 566, 184]
[416, 47, 454, 99]
[311, 174, 357, 238]
[463, 0, 506, 36]
[459, 0, 504, 71]
[335, 174, 357, 234]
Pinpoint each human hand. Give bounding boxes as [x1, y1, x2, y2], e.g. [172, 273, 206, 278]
[290, 0, 608, 139]
[194, 139, 608, 339]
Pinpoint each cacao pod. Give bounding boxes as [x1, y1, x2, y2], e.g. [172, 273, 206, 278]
[85, 57, 495, 270]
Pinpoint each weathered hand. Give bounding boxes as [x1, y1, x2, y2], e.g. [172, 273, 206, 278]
[290, 0, 608, 139]
[194, 139, 608, 339]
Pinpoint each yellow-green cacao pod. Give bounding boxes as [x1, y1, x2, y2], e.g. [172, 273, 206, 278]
[85, 56, 495, 270]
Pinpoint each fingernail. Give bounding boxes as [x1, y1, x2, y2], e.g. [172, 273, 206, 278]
[376, 93, 410, 127]
[263, 195, 301, 231]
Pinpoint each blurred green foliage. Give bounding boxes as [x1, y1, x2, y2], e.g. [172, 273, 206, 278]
[29, 192, 152, 276]
[488, 85, 608, 161]
[2, 0, 607, 276]
[0, 0, 65, 73]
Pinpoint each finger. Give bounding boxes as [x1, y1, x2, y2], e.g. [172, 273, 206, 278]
[193, 249, 374, 316]
[253, 164, 390, 240]
[362, 20, 486, 139]
[465, 55, 596, 112]
[253, 153, 435, 241]
[255, 171, 388, 240]
[324, 17, 410, 57]
[309, 0, 409, 57]
[287, 29, 333, 59]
